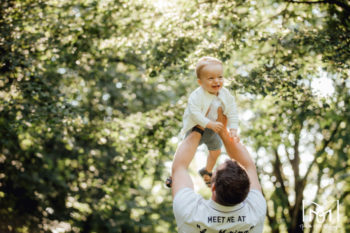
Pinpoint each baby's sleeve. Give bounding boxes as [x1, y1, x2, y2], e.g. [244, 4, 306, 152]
[188, 93, 210, 128]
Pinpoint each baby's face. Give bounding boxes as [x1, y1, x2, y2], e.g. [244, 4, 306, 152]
[198, 63, 223, 95]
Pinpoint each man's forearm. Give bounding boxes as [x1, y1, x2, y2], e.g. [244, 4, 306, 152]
[172, 131, 202, 172]
[218, 130, 255, 170]
[172, 130, 202, 197]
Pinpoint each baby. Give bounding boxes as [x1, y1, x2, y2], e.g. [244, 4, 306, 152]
[167, 56, 239, 188]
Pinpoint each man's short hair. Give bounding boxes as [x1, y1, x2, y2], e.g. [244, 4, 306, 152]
[195, 56, 222, 79]
[213, 160, 250, 206]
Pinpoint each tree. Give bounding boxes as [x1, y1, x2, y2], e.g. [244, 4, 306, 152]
[231, 0, 350, 232]
[1, 0, 188, 232]
[1, 0, 349, 232]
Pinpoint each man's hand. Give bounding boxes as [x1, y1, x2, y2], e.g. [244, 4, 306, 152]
[171, 130, 202, 197]
[216, 107, 227, 133]
[229, 128, 237, 137]
[206, 121, 224, 133]
[216, 107, 262, 192]
[229, 129, 240, 142]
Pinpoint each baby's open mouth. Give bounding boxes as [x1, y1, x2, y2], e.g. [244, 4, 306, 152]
[212, 85, 221, 88]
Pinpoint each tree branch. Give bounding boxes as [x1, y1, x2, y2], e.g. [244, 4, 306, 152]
[289, 124, 304, 232]
[273, 149, 292, 213]
[292, 129, 300, 182]
[303, 120, 341, 182]
[288, 0, 327, 3]
[287, 0, 350, 15]
[250, 3, 290, 30]
[309, 168, 323, 233]
[262, 188, 279, 233]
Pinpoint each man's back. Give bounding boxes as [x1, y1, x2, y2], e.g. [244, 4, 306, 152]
[171, 108, 266, 233]
[173, 188, 266, 233]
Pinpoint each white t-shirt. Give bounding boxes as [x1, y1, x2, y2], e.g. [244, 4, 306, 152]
[173, 188, 266, 233]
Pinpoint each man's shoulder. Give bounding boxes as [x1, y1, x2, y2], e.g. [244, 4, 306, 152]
[247, 189, 265, 200]
[173, 188, 204, 224]
[173, 187, 206, 213]
[244, 189, 267, 218]
[173, 187, 199, 203]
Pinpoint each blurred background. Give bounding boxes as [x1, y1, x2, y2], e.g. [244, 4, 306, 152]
[1, 0, 349, 232]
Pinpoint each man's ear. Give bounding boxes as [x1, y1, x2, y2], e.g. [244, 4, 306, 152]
[211, 182, 216, 201]
[211, 182, 216, 192]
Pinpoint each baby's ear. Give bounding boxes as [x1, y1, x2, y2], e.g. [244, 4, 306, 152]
[197, 78, 202, 85]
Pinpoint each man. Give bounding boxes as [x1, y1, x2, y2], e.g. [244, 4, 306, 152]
[171, 108, 266, 233]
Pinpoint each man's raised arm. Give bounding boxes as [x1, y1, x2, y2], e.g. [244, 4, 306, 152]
[217, 108, 262, 192]
[171, 129, 202, 198]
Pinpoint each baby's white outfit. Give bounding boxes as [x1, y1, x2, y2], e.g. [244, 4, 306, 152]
[181, 86, 238, 137]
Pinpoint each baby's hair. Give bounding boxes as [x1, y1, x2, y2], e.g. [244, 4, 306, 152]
[195, 56, 222, 79]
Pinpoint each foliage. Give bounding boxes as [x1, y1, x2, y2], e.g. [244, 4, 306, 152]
[1, 0, 349, 232]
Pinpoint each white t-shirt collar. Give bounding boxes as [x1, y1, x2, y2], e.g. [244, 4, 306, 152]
[208, 199, 245, 213]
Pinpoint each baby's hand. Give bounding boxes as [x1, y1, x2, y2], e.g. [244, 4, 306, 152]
[229, 129, 240, 142]
[207, 121, 224, 133]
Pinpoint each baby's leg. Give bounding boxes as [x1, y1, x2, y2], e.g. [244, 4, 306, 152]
[206, 149, 221, 173]
[198, 129, 221, 187]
